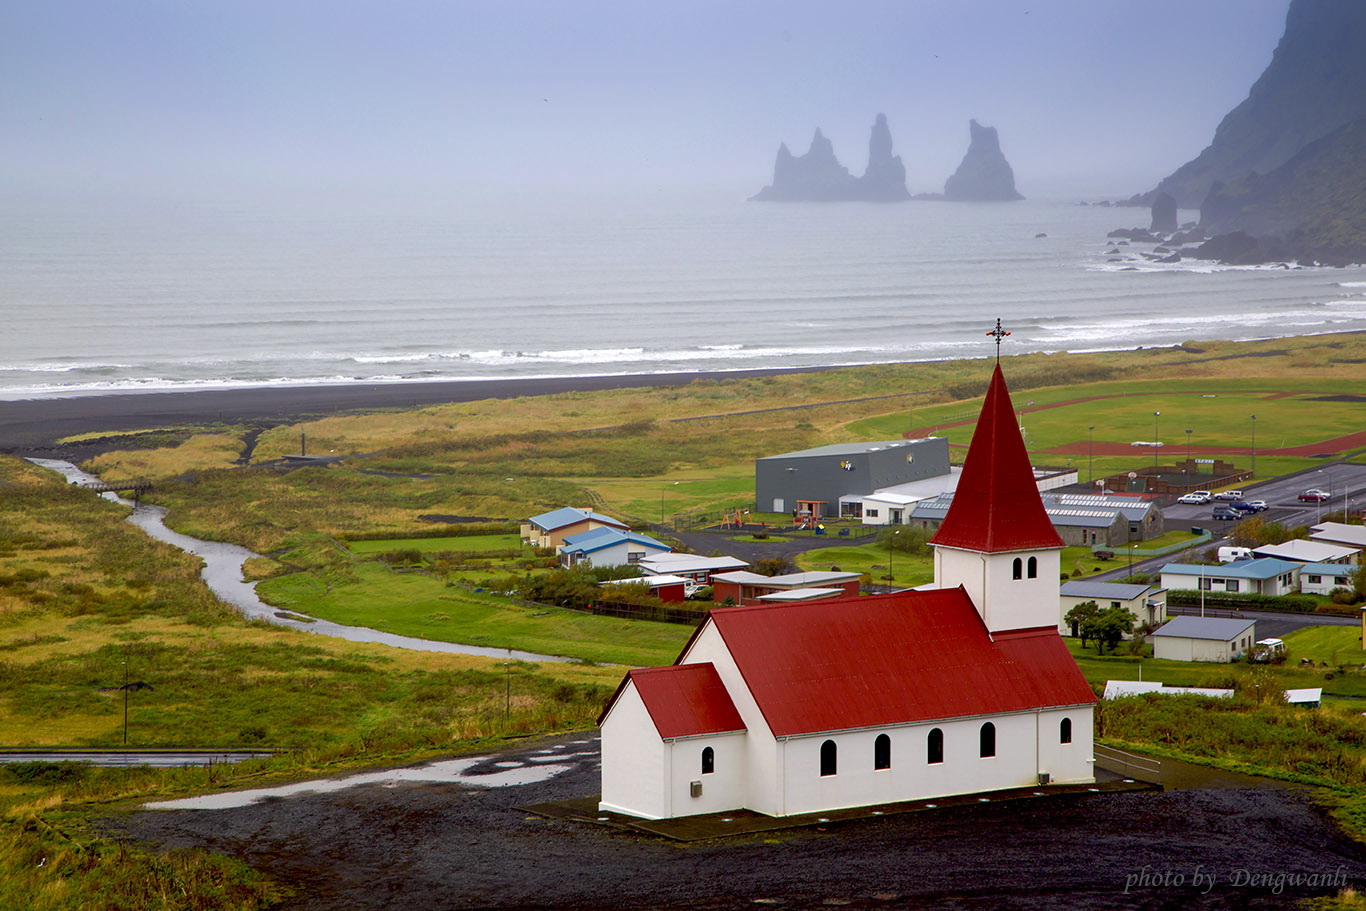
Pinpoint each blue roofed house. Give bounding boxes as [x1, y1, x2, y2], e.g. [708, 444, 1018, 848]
[1300, 562, 1356, 596]
[1159, 558, 1301, 597]
[521, 507, 629, 549]
[559, 526, 672, 569]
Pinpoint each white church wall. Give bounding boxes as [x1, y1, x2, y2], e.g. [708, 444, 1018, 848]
[680, 623, 783, 815]
[598, 682, 670, 818]
[779, 712, 1055, 817]
[1035, 706, 1095, 784]
[666, 732, 748, 816]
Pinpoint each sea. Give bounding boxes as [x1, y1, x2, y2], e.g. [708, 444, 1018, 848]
[5, 189, 1365, 400]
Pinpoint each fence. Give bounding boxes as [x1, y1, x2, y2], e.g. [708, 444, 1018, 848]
[1093, 743, 1161, 783]
[1092, 531, 1212, 560]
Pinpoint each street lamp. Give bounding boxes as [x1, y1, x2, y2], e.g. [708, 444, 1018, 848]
[1088, 425, 1095, 484]
[888, 529, 901, 582]
[660, 480, 679, 524]
[1153, 411, 1161, 469]
[1318, 470, 1332, 523]
[1185, 428, 1192, 472]
[1250, 414, 1257, 478]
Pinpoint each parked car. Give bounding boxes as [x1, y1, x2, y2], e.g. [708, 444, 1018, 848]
[1246, 500, 1268, 511]
[1212, 506, 1241, 521]
[1298, 489, 1330, 502]
[1229, 499, 1260, 513]
[1178, 491, 1212, 504]
[1213, 490, 1243, 500]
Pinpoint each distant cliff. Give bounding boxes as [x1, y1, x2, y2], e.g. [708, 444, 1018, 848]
[942, 120, 1023, 202]
[1141, 0, 1366, 208]
[750, 114, 910, 202]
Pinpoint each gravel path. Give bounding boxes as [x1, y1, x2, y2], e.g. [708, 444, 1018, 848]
[109, 733, 1366, 910]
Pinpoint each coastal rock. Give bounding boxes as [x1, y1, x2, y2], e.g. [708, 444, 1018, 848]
[943, 120, 1024, 201]
[750, 115, 909, 202]
[1150, 192, 1178, 233]
[1135, 0, 1366, 208]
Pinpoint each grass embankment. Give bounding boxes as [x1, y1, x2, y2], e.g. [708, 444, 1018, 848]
[0, 457, 623, 910]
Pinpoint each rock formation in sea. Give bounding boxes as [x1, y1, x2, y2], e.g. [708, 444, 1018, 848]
[750, 114, 910, 202]
[1149, 192, 1177, 233]
[1137, 0, 1366, 209]
[942, 120, 1023, 201]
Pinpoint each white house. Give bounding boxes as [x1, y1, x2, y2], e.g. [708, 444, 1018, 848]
[559, 527, 671, 568]
[1251, 540, 1360, 565]
[598, 364, 1097, 820]
[1309, 523, 1366, 561]
[1300, 562, 1356, 596]
[1058, 581, 1167, 637]
[1152, 616, 1256, 662]
[1159, 558, 1301, 597]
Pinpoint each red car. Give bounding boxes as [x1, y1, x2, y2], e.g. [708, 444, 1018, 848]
[1298, 489, 1330, 502]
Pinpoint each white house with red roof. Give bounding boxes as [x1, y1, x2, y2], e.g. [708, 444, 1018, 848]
[598, 365, 1097, 819]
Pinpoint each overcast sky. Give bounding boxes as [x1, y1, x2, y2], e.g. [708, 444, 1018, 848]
[2, 0, 1292, 202]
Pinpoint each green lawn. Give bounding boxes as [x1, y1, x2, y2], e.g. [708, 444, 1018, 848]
[347, 533, 523, 555]
[797, 543, 934, 588]
[257, 562, 692, 666]
[1282, 625, 1366, 667]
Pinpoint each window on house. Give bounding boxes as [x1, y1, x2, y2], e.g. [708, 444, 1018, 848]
[1308, 575, 1321, 584]
[1012, 558, 1023, 580]
[1198, 577, 1212, 590]
[874, 734, 891, 770]
[1226, 580, 1239, 593]
[701, 747, 714, 775]
[979, 722, 996, 758]
[866, 509, 879, 518]
[627, 552, 642, 563]
[820, 740, 837, 777]
[927, 728, 943, 765]
[1027, 556, 1038, 579]
[1110, 601, 1121, 609]
[1060, 717, 1072, 744]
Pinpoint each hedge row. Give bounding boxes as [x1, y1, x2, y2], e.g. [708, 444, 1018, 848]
[1166, 588, 1317, 613]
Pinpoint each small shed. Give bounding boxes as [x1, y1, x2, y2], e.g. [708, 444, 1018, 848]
[1152, 616, 1256, 663]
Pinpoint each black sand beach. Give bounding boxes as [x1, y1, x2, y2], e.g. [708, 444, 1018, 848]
[0, 367, 839, 454]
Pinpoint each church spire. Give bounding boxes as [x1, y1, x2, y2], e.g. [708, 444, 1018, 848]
[929, 364, 1063, 553]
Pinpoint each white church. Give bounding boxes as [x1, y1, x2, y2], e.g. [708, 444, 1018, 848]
[597, 365, 1097, 819]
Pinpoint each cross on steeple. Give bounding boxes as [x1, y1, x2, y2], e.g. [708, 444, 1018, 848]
[986, 318, 1010, 363]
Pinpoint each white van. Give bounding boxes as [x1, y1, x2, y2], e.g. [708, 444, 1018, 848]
[1213, 490, 1243, 500]
[1217, 546, 1252, 562]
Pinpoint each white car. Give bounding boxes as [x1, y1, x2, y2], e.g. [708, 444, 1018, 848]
[1213, 490, 1243, 500]
[1177, 491, 1212, 504]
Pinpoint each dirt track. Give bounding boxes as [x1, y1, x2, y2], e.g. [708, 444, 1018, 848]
[108, 733, 1366, 910]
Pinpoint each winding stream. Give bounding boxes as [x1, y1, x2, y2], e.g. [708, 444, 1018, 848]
[28, 459, 569, 663]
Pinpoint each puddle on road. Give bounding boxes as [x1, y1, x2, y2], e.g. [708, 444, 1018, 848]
[144, 755, 585, 811]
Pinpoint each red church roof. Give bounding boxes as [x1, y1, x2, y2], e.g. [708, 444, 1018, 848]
[929, 364, 1064, 553]
[603, 663, 746, 738]
[699, 590, 1094, 738]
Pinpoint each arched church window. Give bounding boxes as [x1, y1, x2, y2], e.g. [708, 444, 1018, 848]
[820, 740, 837, 776]
[1027, 556, 1038, 578]
[874, 734, 891, 770]
[1012, 558, 1023, 580]
[927, 728, 943, 765]
[701, 746, 715, 774]
[980, 722, 996, 758]
[1060, 717, 1072, 745]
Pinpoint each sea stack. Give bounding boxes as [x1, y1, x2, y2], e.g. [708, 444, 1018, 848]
[750, 114, 910, 202]
[943, 120, 1024, 201]
[1150, 191, 1178, 233]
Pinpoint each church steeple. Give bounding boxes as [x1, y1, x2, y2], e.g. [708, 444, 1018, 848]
[930, 363, 1063, 553]
[930, 363, 1063, 634]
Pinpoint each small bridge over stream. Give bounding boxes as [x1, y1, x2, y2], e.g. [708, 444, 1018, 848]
[82, 478, 153, 504]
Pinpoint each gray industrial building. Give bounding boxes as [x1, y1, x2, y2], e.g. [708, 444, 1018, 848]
[754, 437, 950, 518]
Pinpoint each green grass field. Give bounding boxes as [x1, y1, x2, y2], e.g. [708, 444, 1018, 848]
[347, 533, 523, 555]
[258, 562, 691, 667]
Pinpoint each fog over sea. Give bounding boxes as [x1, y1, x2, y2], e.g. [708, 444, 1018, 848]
[5, 190, 1366, 400]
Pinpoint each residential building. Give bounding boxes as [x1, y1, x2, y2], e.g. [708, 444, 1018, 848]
[559, 527, 671, 568]
[1251, 540, 1360, 565]
[1300, 563, 1356, 596]
[1159, 558, 1301, 597]
[637, 554, 750, 587]
[1058, 581, 1167, 636]
[710, 570, 862, 606]
[521, 507, 628, 549]
[1152, 616, 1257, 662]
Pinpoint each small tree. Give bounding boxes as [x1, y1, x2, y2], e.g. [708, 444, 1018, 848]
[1229, 516, 1264, 548]
[1351, 563, 1366, 602]
[754, 555, 799, 577]
[1087, 606, 1135, 655]
[1064, 601, 1099, 646]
